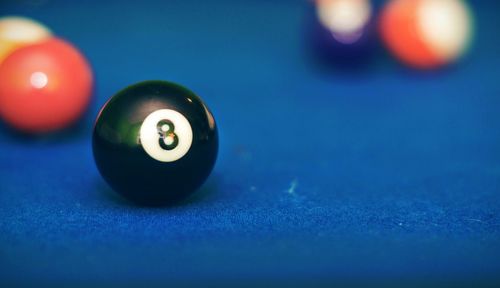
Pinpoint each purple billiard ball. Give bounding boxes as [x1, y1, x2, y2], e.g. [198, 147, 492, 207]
[308, 0, 378, 66]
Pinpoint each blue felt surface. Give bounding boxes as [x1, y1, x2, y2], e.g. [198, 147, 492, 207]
[1, 0, 500, 286]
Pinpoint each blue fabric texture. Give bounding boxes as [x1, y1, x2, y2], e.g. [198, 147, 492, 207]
[0, 0, 499, 286]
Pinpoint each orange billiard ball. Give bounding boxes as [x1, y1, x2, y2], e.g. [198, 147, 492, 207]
[379, 0, 473, 69]
[0, 38, 93, 133]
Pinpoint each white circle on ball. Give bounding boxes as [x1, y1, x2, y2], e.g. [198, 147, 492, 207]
[140, 109, 193, 162]
[161, 124, 170, 131]
[30, 72, 48, 89]
[164, 136, 175, 146]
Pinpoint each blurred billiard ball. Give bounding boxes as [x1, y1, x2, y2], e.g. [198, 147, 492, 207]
[379, 0, 473, 69]
[92, 80, 218, 206]
[0, 38, 93, 133]
[0, 16, 52, 64]
[309, 0, 377, 66]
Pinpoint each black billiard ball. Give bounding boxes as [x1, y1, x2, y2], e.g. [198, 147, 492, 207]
[308, 0, 378, 66]
[92, 80, 218, 205]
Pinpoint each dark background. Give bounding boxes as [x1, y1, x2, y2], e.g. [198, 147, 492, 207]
[1, 0, 499, 286]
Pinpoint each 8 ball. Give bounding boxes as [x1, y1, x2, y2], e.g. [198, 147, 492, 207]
[92, 80, 218, 205]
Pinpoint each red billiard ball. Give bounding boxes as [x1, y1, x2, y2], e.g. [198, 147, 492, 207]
[379, 0, 473, 69]
[0, 37, 93, 133]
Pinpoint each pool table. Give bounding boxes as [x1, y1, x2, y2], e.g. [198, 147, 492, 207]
[1, 0, 499, 286]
